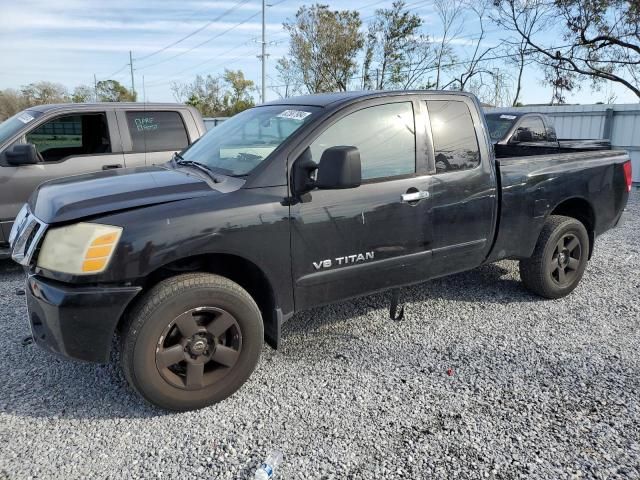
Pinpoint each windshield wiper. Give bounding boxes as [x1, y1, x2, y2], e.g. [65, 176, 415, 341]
[173, 155, 221, 183]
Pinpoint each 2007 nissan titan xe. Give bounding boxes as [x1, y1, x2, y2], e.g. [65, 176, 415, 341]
[9, 91, 632, 410]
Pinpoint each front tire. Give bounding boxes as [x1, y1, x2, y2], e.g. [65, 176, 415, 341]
[121, 273, 263, 411]
[519, 215, 589, 299]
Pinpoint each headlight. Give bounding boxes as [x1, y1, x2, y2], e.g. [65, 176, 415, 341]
[37, 223, 123, 275]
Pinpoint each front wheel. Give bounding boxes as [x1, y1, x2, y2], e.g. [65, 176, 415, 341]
[121, 273, 263, 411]
[519, 215, 589, 299]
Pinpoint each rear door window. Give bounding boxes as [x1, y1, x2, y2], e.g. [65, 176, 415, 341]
[126, 111, 189, 152]
[426, 100, 480, 174]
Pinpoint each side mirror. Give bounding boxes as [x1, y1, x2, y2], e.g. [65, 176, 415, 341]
[315, 146, 361, 190]
[6, 144, 39, 166]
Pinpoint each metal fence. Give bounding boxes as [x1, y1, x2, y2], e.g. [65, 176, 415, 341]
[203, 117, 228, 130]
[485, 103, 640, 183]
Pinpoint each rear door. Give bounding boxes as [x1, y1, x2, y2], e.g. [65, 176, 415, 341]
[118, 110, 191, 167]
[0, 110, 123, 239]
[290, 98, 435, 310]
[421, 95, 498, 277]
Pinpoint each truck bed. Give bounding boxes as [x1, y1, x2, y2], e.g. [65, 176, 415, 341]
[487, 149, 630, 263]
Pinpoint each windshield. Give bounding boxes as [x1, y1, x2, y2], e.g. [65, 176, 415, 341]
[180, 105, 320, 176]
[485, 113, 518, 141]
[0, 110, 43, 145]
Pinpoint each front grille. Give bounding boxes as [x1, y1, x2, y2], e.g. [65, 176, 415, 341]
[9, 205, 47, 266]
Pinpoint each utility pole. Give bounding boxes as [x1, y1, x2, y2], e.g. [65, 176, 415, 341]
[260, 0, 267, 103]
[129, 50, 136, 100]
[93, 74, 98, 102]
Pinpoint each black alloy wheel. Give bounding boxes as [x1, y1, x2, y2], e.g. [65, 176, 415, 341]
[548, 233, 582, 287]
[519, 215, 589, 299]
[121, 273, 263, 411]
[155, 307, 242, 390]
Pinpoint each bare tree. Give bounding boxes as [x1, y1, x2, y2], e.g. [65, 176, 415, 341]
[271, 57, 302, 98]
[443, 0, 497, 91]
[492, 0, 549, 105]
[433, 0, 463, 89]
[0, 89, 25, 120]
[494, 0, 640, 99]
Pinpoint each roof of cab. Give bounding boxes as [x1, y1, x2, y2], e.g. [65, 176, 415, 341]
[263, 90, 474, 108]
[26, 102, 192, 113]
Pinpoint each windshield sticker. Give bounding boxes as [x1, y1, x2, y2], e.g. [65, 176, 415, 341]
[500, 114, 517, 120]
[17, 113, 35, 124]
[276, 109, 312, 121]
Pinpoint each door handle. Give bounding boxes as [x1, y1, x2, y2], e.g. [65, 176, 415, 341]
[401, 190, 429, 203]
[102, 164, 123, 170]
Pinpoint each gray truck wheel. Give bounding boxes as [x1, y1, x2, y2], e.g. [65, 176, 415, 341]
[519, 215, 589, 299]
[120, 273, 263, 411]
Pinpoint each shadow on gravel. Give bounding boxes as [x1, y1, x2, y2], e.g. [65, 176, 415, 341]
[1, 261, 538, 421]
[283, 262, 544, 336]
[0, 258, 21, 274]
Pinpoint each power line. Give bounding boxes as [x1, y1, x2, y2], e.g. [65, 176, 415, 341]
[136, 11, 262, 70]
[144, 41, 258, 87]
[137, 0, 288, 73]
[134, 0, 253, 62]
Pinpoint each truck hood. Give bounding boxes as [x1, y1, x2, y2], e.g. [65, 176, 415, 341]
[30, 166, 218, 224]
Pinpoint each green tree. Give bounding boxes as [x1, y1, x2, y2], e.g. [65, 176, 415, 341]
[221, 69, 255, 115]
[71, 85, 94, 103]
[170, 70, 255, 117]
[363, 1, 424, 90]
[172, 75, 224, 116]
[20, 81, 69, 105]
[284, 4, 364, 93]
[96, 80, 136, 102]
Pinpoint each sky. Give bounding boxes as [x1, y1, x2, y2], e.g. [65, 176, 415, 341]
[0, 0, 637, 106]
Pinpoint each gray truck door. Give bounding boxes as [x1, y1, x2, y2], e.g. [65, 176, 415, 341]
[119, 110, 191, 167]
[0, 110, 124, 240]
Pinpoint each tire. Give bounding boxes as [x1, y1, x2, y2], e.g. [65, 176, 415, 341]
[519, 215, 590, 299]
[120, 273, 263, 411]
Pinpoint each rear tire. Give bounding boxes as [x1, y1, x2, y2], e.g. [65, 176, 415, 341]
[519, 215, 589, 299]
[121, 273, 263, 411]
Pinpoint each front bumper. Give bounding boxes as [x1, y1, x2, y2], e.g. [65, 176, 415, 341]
[26, 275, 141, 363]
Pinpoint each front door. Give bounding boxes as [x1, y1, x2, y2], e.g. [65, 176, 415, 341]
[290, 99, 434, 310]
[0, 111, 123, 239]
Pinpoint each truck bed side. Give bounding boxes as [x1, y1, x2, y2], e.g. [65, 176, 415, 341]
[487, 149, 630, 262]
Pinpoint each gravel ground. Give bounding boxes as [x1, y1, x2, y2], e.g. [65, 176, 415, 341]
[1, 192, 639, 480]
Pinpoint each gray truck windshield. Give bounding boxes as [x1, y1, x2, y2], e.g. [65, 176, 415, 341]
[485, 113, 517, 141]
[0, 110, 43, 145]
[180, 105, 320, 176]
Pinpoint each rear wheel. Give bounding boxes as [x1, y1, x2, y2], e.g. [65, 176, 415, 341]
[519, 215, 589, 299]
[121, 273, 263, 411]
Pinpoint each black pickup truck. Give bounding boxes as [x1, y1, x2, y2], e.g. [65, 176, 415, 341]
[485, 111, 611, 158]
[9, 91, 631, 410]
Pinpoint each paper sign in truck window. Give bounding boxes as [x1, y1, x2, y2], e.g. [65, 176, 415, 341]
[276, 110, 312, 121]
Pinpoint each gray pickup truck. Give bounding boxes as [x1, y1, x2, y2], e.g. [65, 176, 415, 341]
[0, 102, 206, 256]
